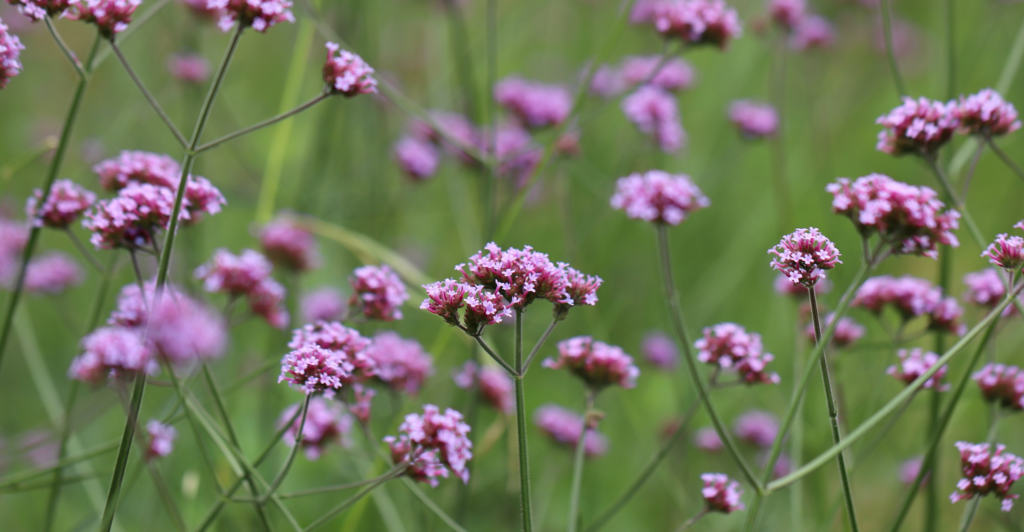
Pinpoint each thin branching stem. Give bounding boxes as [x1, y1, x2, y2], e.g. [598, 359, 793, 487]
[673, 509, 708, 532]
[65, 228, 105, 275]
[960, 140, 986, 198]
[567, 389, 596, 532]
[522, 317, 559, 375]
[985, 137, 1024, 184]
[0, 440, 119, 490]
[301, 463, 409, 532]
[196, 92, 330, 153]
[473, 335, 517, 376]
[262, 395, 311, 501]
[110, 42, 189, 147]
[44, 17, 85, 77]
[97, 372, 147, 532]
[90, 0, 173, 69]
[880, 0, 908, 97]
[514, 308, 535, 531]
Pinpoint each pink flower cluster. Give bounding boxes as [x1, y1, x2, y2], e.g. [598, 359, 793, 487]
[494, 77, 572, 129]
[167, 54, 210, 84]
[145, 420, 177, 460]
[774, 272, 830, 297]
[195, 248, 289, 328]
[767, 0, 804, 31]
[288, 321, 373, 385]
[642, 331, 679, 370]
[804, 313, 865, 348]
[7, 0, 74, 21]
[899, 456, 927, 485]
[260, 217, 319, 272]
[789, 16, 835, 51]
[24, 253, 82, 294]
[533, 404, 608, 457]
[854, 275, 965, 335]
[394, 137, 441, 180]
[323, 42, 377, 96]
[94, 151, 178, 191]
[827, 174, 960, 259]
[700, 473, 744, 513]
[278, 344, 352, 395]
[0, 219, 27, 287]
[876, 97, 958, 155]
[279, 397, 352, 460]
[421, 279, 512, 334]
[25, 179, 96, 228]
[591, 56, 696, 97]
[950, 442, 1023, 512]
[0, 20, 23, 90]
[651, 0, 743, 49]
[954, 89, 1021, 137]
[349, 384, 375, 424]
[769, 227, 841, 287]
[694, 427, 722, 451]
[70, 0, 141, 38]
[695, 323, 780, 385]
[729, 100, 779, 138]
[733, 410, 778, 447]
[208, 0, 294, 32]
[301, 287, 345, 322]
[83, 183, 177, 249]
[544, 336, 640, 390]
[963, 269, 1016, 315]
[363, 331, 433, 394]
[68, 326, 156, 383]
[384, 405, 473, 486]
[348, 264, 408, 321]
[453, 361, 514, 414]
[973, 364, 1024, 411]
[621, 86, 686, 152]
[983, 221, 1024, 271]
[610, 170, 709, 225]
[887, 348, 948, 391]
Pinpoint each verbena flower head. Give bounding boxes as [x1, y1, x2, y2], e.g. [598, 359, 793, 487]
[982, 222, 1024, 271]
[789, 15, 835, 51]
[249, 278, 289, 329]
[145, 420, 177, 460]
[767, 0, 804, 31]
[0, 218, 28, 287]
[279, 397, 352, 460]
[804, 313, 865, 348]
[950, 442, 1024, 512]
[420, 279, 512, 334]
[93, 151, 179, 191]
[8, 0, 74, 20]
[544, 336, 640, 390]
[774, 272, 830, 297]
[384, 405, 473, 486]
[288, 320, 373, 383]
[621, 86, 686, 152]
[459, 243, 572, 310]
[827, 174, 960, 259]
[279, 343, 352, 395]
[492, 124, 543, 184]
[553, 266, 602, 318]
[167, 53, 210, 84]
[494, 77, 572, 129]
[348, 383, 375, 424]
[348, 264, 408, 321]
[642, 331, 679, 370]
[973, 364, 1024, 411]
[195, 248, 272, 295]
[694, 427, 723, 451]
[453, 361, 514, 414]
[854, 275, 966, 334]
[180, 0, 222, 19]
[323, 42, 377, 96]
[876, 97, 958, 156]
[888, 348, 949, 390]
[930, 296, 967, 335]
[963, 269, 1012, 311]
[410, 111, 481, 163]
[701, 473, 745, 513]
[260, 217, 319, 272]
[25, 179, 96, 228]
[610, 170, 709, 225]
[629, 0, 667, 25]
[83, 182, 177, 250]
[533, 404, 608, 457]
[899, 456, 927, 485]
[68, 326, 156, 384]
[620, 55, 696, 92]
[733, 410, 778, 448]
[729, 100, 779, 139]
[655, 0, 743, 49]
[182, 176, 226, 224]
[301, 287, 345, 323]
[695, 323, 780, 385]
[70, 0, 140, 38]
[955, 89, 1021, 137]
[24, 253, 82, 295]
[0, 19, 22, 90]
[209, 0, 294, 32]
[769, 228, 841, 287]
[589, 64, 627, 98]
[363, 331, 433, 394]
[394, 137, 440, 180]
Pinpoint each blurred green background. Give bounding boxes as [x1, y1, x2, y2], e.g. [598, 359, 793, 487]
[2, 0, 1024, 530]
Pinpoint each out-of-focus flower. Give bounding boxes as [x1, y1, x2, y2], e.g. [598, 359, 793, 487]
[930, 296, 967, 336]
[876, 97, 958, 156]
[701, 473, 744, 513]
[93, 151, 179, 191]
[610, 170, 709, 225]
[654, 0, 743, 49]
[7, 0, 73, 21]
[25, 179, 96, 228]
[804, 313, 864, 348]
[769, 228, 841, 287]
[694, 427, 723, 451]
[630, 0, 666, 25]
[288, 321, 373, 383]
[182, 176, 226, 225]
[394, 137, 440, 180]
[950, 442, 1023, 512]
[533, 404, 608, 457]
[827, 174, 960, 259]
[872, 16, 918, 61]
[348, 383, 375, 424]
[323, 42, 377, 96]
[453, 361, 514, 414]
[642, 331, 679, 370]
[301, 287, 346, 323]
[494, 77, 572, 129]
[888, 348, 948, 390]
[384, 405, 473, 486]
[490, 124, 543, 184]
[410, 111, 481, 163]
[963, 269, 1013, 313]
[180, 0, 222, 19]
[973, 364, 1024, 411]
[589, 64, 626, 98]
[348, 264, 408, 321]
[767, 0, 804, 31]
[955, 89, 1021, 137]
[83, 183, 177, 250]
[621, 86, 686, 152]
[24, 253, 82, 294]
[195, 248, 273, 295]
[983, 222, 1024, 272]
[279, 397, 352, 460]
[854, 275, 965, 334]
[68, 326, 156, 383]
[209, 0, 294, 32]
[733, 410, 778, 448]
[544, 336, 639, 390]
[167, 53, 210, 84]
[363, 331, 433, 394]
[260, 217, 319, 272]
[0, 218, 27, 287]
[620, 55, 696, 92]
[695, 323, 780, 385]
[248, 277, 289, 329]
[899, 456, 927, 485]
[279, 344, 351, 395]
[145, 420, 177, 460]
[729, 100, 779, 138]
[70, 0, 140, 38]
[774, 273, 830, 297]
[789, 15, 834, 51]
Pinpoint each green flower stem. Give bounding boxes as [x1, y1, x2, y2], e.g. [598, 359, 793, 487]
[985, 137, 1024, 184]
[443, 0, 479, 121]
[880, 0, 908, 97]
[196, 92, 329, 154]
[959, 141, 986, 198]
[43, 16, 85, 77]
[65, 228, 106, 275]
[90, 0, 173, 69]
[98, 371, 147, 532]
[473, 335, 517, 376]
[673, 509, 708, 532]
[514, 308, 535, 532]
[655, 224, 761, 491]
[808, 286, 860, 532]
[567, 389, 596, 532]
[521, 317, 559, 376]
[0, 441, 118, 490]
[110, 42, 188, 147]
[147, 461, 188, 532]
[956, 497, 982, 532]
[301, 464, 409, 532]
[0, 33, 101, 373]
[400, 477, 471, 532]
[924, 156, 985, 249]
[262, 395, 312, 502]
[276, 470, 408, 500]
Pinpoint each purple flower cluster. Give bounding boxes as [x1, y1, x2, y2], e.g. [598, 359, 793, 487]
[774, 272, 830, 297]
[767, 0, 804, 31]
[394, 137, 441, 180]
[260, 217, 319, 272]
[494, 77, 572, 129]
[453, 361, 514, 414]
[288, 321, 374, 384]
[194, 248, 290, 328]
[384, 405, 473, 486]
[323, 42, 377, 96]
[887, 348, 948, 391]
[642, 331, 679, 370]
[348, 264, 408, 321]
[0, 219, 27, 287]
[363, 331, 433, 394]
[876, 97, 958, 155]
[955, 89, 1021, 137]
[83, 183, 176, 249]
[621, 86, 686, 152]
[208, 0, 294, 32]
[94, 151, 179, 191]
[349, 384, 375, 424]
[804, 313, 865, 348]
[854, 275, 966, 335]
[983, 221, 1024, 271]
[827, 174, 960, 259]
[592, 56, 696, 97]
[729, 100, 779, 139]
[950, 442, 1023, 512]
[700, 473, 744, 513]
[610, 170, 709, 225]
[167, 54, 210, 84]
[973, 364, 1024, 411]
[544, 336, 640, 390]
[733, 410, 778, 447]
[651, 0, 743, 49]
[145, 420, 177, 460]
[694, 427, 723, 451]
[278, 344, 352, 395]
[301, 287, 346, 322]
[695, 323, 780, 385]
[70, 0, 141, 38]
[769, 227, 842, 287]
[533, 404, 609, 457]
[24, 253, 82, 294]
[0, 19, 23, 90]
[68, 326, 156, 384]
[25, 179, 96, 229]
[7, 0, 74, 21]
[279, 397, 352, 460]
[963, 269, 1016, 315]
[789, 16, 835, 51]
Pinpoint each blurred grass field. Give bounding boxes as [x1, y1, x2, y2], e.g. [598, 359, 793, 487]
[2, 0, 1024, 530]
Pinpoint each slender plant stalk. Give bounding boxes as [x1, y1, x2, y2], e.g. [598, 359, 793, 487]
[513, 309, 535, 531]
[66, 228, 105, 275]
[197, 93, 329, 153]
[97, 371, 147, 532]
[945, 0, 956, 99]
[808, 286, 860, 531]
[522, 318, 559, 375]
[443, 0, 479, 122]
[985, 137, 1024, 183]
[567, 390, 596, 532]
[110, 42, 189, 147]
[0, 441, 119, 489]
[43, 17, 85, 76]
[400, 477, 471, 532]
[880, 0, 908, 97]
[147, 462, 188, 532]
[302, 470, 405, 532]
[959, 141, 986, 198]
[957, 498, 982, 532]
[924, 156, 985, 248]
[654, 224, 761, 490]
[279, 473, 406, 500]
[673, 509, 708, 532]
[90, 0, 174, 69]
[790, 330, 805, 532]
[263, 394, 311, 501]
[473, 335, 517, 376]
